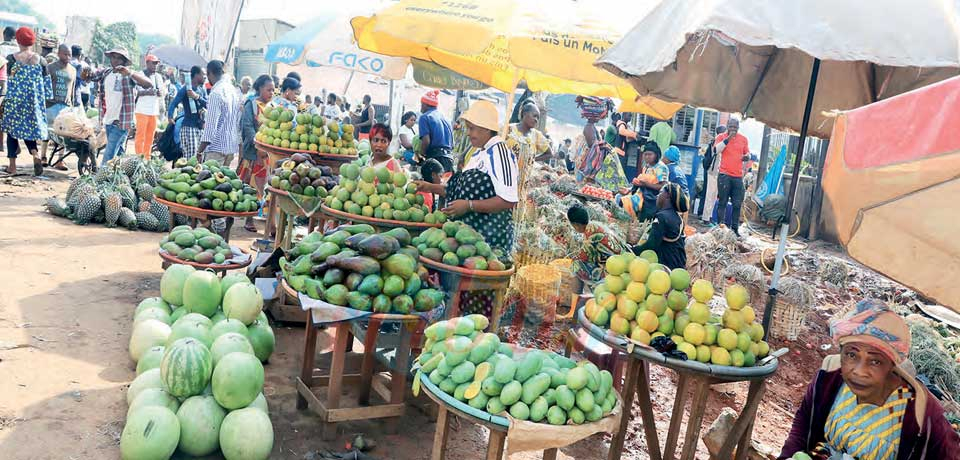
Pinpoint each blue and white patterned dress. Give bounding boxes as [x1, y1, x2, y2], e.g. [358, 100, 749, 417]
[2, 58, 52, 142]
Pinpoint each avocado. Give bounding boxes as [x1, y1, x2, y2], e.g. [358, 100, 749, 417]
[372, 294, 392, 313]
[422, 247, 444, 262]
[357, 274, 384, 296]
[323, 284, 349, 306]
[346, 292, 372, 311]
[322, 268, 346, 287]
[198, 235, 221, 250]
[392, 295, 413, 314]
[382, 275, 405, 297]
[355, 234, 401, 260]
[442, 252, 460, 267]
[381, 253, 416, 278]
[344, 272, 364, 291]
[381, 227, 412, 246]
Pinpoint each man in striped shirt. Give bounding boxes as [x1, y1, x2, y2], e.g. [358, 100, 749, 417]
[198, 60, 241, 168]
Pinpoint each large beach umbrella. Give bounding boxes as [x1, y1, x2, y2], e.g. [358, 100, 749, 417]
[150, 45, 206, 71]
[350, 0, 683, 120]
[594, 0, 960, 334]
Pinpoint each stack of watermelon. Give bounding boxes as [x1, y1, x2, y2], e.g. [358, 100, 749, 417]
[123, 264, 276, 460]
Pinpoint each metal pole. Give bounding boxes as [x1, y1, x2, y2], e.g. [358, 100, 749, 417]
[761, 58, 820, 338]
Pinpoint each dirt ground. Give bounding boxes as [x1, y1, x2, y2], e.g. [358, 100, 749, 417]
[0, 156, 874, 460]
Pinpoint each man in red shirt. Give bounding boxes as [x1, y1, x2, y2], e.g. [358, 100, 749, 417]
[714, 118, 749, 236]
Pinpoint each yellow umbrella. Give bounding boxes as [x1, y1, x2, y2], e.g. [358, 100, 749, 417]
[350, 0, 682, 119]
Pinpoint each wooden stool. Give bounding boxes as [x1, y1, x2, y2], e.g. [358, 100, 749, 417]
[296, 310, 424, 440]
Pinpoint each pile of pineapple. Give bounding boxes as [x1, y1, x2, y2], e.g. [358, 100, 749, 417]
[44, 156, 181, 232]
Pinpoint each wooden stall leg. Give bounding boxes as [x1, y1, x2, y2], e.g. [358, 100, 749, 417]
[608, 357, 640, 460]
[486, 429, 506, 460]
[430, 405, 451, 460]
[662, 373, 689, 460]
[357, 318, 383, 406]
[385, 322, 413, 434]
[266, 194, 277, 238]
[223, 217, 235, 242]
[718, 380, 766, 460]
[542, 448, 558, 460]
[635, 361, 663, 460]
[678, 378, 710, 460]
[322, 322, 351, 441]
[297, 317, 318, 410]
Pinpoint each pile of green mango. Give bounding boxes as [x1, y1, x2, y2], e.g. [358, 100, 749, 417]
[416, 316, 617, 425]
[323, 162, 447, 224]
[281, 224, 443, 313]
[153, 157, 260, 213]
[413, 221, 511, 271]
[159, 225, 234, 264]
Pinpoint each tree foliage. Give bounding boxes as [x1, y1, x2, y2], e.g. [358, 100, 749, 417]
[90, 21, 140, 68]
[0, 0, 56, 31]
[137, 33, 176, 56]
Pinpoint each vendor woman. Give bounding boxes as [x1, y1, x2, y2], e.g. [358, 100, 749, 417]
[779, 299, 959, 460]
[632, 141, 668, 221]
[414, 100, 519, 315]
[568, 205, 631, 286]
[633, 183, 687, 270]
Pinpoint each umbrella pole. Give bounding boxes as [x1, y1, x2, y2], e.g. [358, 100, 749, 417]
[761, 58, 820, 339]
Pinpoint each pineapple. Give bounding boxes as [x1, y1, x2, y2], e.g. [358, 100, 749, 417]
[120, 156, 140, 178]
[94, 164, 114, 184]
[74, 195, 102, 224]
[102, 191, 123, 227]
[67, 182, 96, 208]
[118, 208, 137, 229]
[136, 182, 155, 202]
[174, 214, 190, 226]
[138, 201, 152, 212]
[135, 211, 161, 231]
[44, 197, 70, 218]
[148, 201, 171, 231]
[119, 184, 137, 209]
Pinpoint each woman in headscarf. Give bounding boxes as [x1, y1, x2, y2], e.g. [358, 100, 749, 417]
[779, 299, 959, 460]
[568, 205, 632, 286]
[2, 27, 51, 175]
[239, 74, 274, 232]
[662, 146, 690, 199]
[632, 141, 668, 221]
[579, 117, 628, 193]
[633, 182, 687, 269]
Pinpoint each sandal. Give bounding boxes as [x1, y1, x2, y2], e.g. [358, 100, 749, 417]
[53, 163, 68, 171]
[33, 159, 43, 176]
[243, 221, 258, 232]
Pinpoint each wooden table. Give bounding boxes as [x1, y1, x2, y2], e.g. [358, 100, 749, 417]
[419, 366, 559, 460]
[419, 256, 514, 330]
[575, 310, 779, 460]
[319, 204, 442, 235]
[296, 307, 425, 440]
[155, 198, 257, 243]
[265, 186, 323, 252]
[158, 248, 252, 275]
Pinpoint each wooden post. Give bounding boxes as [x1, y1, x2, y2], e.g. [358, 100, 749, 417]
[358, 317, 383, 406]
[718, 379, 766, 460]
[323, 322, 351, 440]
[608, 357, 640, 460]
[662, 373, 689, 459]
[542, 448, 558, 460]
[678, 378, 711, 460]
[385, 322, 413, 434]
[296, 314, 318, 410]
[430, 405, 451, 460]
[486, 430, 506, 460]
[635, 361, 663, 460]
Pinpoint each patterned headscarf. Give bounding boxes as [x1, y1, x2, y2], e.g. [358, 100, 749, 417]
[830, 299, 910, 364]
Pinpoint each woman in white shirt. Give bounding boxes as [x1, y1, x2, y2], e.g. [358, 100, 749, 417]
[392, 111, 417, 163]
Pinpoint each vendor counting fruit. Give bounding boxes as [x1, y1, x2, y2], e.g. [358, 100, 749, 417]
[415, 99, 519, 255]
[779, 300, 960, 460]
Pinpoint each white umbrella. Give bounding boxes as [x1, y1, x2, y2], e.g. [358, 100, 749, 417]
[595, 0, 960, 340]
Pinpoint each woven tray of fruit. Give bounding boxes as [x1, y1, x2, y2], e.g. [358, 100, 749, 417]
[158, 225, 252, 269]
[412, 222, 514, 279]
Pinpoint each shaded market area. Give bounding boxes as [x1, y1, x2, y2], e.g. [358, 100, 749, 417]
[1, 1, 959, 460]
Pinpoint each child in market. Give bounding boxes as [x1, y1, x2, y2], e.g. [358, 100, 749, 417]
[418, 158, 445, 212]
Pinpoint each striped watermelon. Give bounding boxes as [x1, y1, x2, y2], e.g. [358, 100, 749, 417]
[160, 338, 213, 398]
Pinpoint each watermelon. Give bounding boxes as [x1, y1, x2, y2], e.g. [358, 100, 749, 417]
[176, 312, 213, 329]
[219, 407, 273, 460]
[127, 388, 180, 418]
[120, 406, 180, 460]
[220, 272, 251, 298]
[127, 368, 164, 405]
[166, 318, 213, 348]
[135, 297, 171, 317]
[160, 264, 196, 306]
[210, 311, 227, 324]
[176, 395, 227, 456]
[223, 283, 264, 326]
[134, 308, 171, 325]
[129, 319, 171, 362]
[136, 346, 166, 375]
[182, 270, 222, 317]
[160, 338, 213, 399]
[211, 318, 248, 340]
[246, 319, 276, 363]
[170, 306, 187, 323]
[248, 393, 268, 413]
[212, 352, 264, 409]
[210, 333, 255, 367]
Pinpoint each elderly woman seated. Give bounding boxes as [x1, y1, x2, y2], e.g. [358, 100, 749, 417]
[779, 299, 959, 460]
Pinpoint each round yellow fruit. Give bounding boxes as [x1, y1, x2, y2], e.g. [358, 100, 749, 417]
[605, 275, 626, 295]
[683, 323, 706, 346]
[647, 270, 671, 295]
[742, 350, 756, 367]
[616, 296, 639, 321]
[638, 249, 658, 264]
[749, 323, 764, 342]
[663, 308, 675, 320]
[671, 335, 684, 346]
[696, 345, 711, 363]
[667, 290, 689, 312]
[669, 268, 691, 291]
[725, 284, 749, 310]
[651, 332, 666, 339]
[691, 279, 715, 303]
[645, 294, 667, 316]
[737, 332, 752, 352]
[710, 347, 731, 366]
[629, 258, 650, 282]
[729, 349, 745, 367]
[741, 305, 756, 324]
[590, 307, 609, 327]
[674, 313, 691, 336]
[657, 315, 674, 336]
[597, 292, 617, 311]
[625, 282, 646, 302]
[610, 313, 631, 336]
[636, 311, 659, 333]
[749, 342, 760, 357]
[722, 309, 745, 332]
[703, 324, 719, 346]
[630, 327, 651, 345]
[677, 342, 697, 360]
[605, 254, 628, 276]
[757, 341, 770, 358]
[687, 302, 711, 324]
[717, 328, 738, 351]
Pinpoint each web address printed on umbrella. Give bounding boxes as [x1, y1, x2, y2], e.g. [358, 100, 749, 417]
[405, 5, 496, 23]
